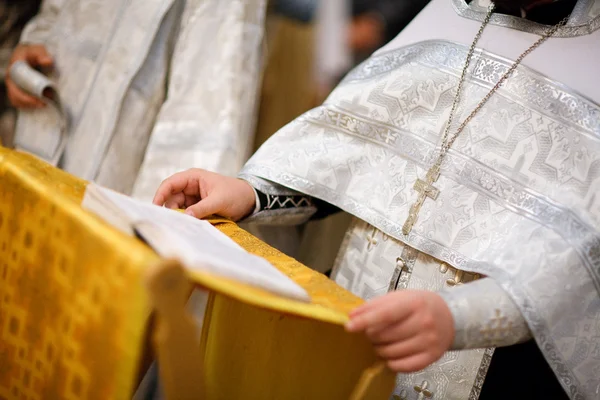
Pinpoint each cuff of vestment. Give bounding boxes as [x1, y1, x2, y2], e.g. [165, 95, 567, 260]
[251, 187, 261, 216]
[242, 205, 317, 226]
[438, 278, 532, 350]
[242, 186, 317, 226]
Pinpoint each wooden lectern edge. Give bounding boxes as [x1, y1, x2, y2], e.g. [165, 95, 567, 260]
[349, 360, 397, 400]
[182, 265, 352, 326]
[144, 258, 205, 400]
[144, 259, 395, 400]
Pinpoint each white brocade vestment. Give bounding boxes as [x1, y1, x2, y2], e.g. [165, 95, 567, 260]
[14, 0, 267, 198]
[239, 0, 600, 398]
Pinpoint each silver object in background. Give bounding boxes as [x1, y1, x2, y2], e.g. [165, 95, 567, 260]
[10, 60, 68, 166]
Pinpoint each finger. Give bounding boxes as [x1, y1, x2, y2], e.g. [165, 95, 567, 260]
[27, 45, 53, 67]
[387, 352, 434, 373]
[184, 194, 200, 208]
[375, 336, 428, 361]
[366, 314, 422, 345]
[153, 172, 196, 206]
[349, 292, 403, 317]
[348, 298, 395, 329]
[346, 296, 412, 333]
[185, 196, 222, 220]
[164, 192, 186, 209]
[349, 302, 372, 318]
[164, 200, 181, 210]
[5, 80, 46, 108]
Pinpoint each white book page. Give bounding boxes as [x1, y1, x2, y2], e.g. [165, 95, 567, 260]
[85, 185, 310, 302]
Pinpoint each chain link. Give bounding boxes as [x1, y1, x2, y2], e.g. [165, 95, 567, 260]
[433, 5, 570, 170]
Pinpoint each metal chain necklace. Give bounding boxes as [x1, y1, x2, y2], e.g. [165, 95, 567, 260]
[401, 4, 570, 235]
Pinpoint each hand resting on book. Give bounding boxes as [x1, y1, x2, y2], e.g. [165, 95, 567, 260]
[153, 168, 256, 222]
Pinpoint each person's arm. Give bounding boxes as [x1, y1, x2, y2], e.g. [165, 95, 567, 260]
[5, 0, 61, 109]
[439, 278, 531, 349]
[344, 275, 532, 373]
[244, 187, 340, 225]
[153, 167, 340, 226]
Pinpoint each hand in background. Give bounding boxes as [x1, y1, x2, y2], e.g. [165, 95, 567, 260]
[349, 13, 385, 54]
[153, 169, 256, 222]
[6, 44, 53, 108]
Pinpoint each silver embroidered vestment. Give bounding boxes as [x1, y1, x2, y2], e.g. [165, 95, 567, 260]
[239, 1, 600, 397]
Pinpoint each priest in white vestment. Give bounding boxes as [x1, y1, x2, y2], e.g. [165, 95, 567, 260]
[155, 0, 600, 398]
[5, 0, 267, 199]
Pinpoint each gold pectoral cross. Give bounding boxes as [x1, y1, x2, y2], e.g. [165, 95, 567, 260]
[402, 165, 441, 235]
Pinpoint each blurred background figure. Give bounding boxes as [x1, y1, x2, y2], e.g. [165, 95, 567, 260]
[350, 0, 433, 59]
[0, 0, 41, 148]
[5, 0, 268, 199]
[274, 0, 431, 98]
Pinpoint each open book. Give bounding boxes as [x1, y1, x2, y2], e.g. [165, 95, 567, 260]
[82, 183, 310, 302]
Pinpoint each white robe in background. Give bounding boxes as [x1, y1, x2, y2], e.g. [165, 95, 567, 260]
[14, 0, 267, 199]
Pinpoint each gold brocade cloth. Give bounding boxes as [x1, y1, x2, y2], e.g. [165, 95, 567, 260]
[0, 147, 386, 400]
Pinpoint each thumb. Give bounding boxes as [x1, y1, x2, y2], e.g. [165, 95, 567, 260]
[28, 46, 53, 67]
[185, 196, 222, 220]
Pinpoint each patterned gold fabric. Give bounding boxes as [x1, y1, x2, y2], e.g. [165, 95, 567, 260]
[197, 217, 363, 321]
[0, 148, 154, 400]
[0, 147, 385, 399]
